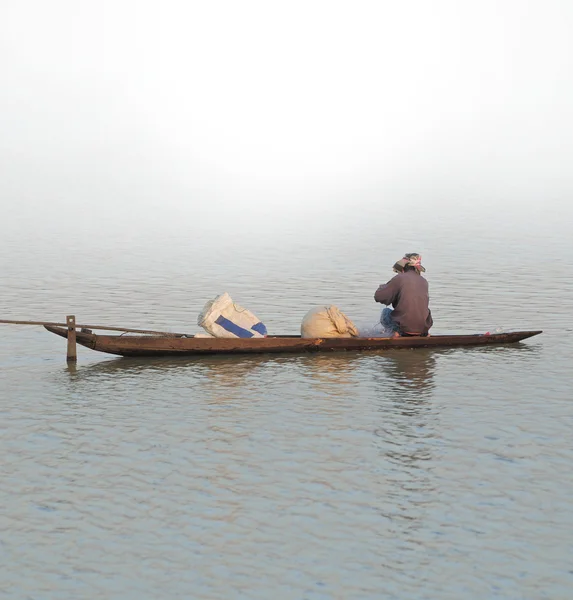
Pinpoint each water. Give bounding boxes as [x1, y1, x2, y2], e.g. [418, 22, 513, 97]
[1, 199, 572, 599]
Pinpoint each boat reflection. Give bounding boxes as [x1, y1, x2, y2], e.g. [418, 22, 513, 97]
[378, 349, 438, 396]
[298, 352, 364, 395]
[369, 343, 541, 525]
[63, 341, 538, 382]
[62, 352, 304, 389]
[369, 350, 439, 540]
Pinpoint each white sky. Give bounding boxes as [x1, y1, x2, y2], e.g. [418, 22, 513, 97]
[1, 0, 572, 224]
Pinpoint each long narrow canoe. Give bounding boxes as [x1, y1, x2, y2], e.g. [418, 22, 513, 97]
[45, 325, 542, 358]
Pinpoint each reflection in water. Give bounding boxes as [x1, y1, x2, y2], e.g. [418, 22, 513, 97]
[62, 351, 369, 402]
[370, 343, 543, 542]
[372, 349, 438, 460]
[370, 350, 439, 544]
[371, 343, 539, 440]
[299, 352, 364, 396]
[60, 343, 539, 401]
[65, 362, 78, 376]
[61, 349, 439, 407]
[380, 349, 438, 396]
[65, 353, 286, 377]
[62, 353, 306, 397]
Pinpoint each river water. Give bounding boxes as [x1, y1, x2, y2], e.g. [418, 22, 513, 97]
[1, 197, 572, 599]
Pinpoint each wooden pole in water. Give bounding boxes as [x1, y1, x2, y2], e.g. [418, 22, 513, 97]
[66, 315, 77, 363]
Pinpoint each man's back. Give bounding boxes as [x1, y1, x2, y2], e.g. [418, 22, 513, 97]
[374, 271, 433, 334]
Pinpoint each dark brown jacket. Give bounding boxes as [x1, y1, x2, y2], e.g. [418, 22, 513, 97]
[374, 271, 433, 334]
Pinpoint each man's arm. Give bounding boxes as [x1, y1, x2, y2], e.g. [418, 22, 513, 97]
[374, 276, 399, 306]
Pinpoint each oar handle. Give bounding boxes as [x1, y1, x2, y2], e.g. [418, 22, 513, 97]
[0, 318, 187, 337]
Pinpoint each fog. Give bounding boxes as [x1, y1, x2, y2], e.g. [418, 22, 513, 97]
[1, 0, 572, 237]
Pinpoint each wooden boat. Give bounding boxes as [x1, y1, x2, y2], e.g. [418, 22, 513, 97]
[45, 325, 542, 358]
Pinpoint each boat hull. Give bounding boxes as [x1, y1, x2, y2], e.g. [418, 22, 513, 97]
[44, 326, 542, 358]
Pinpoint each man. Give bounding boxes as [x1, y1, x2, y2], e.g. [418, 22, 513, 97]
[374, 253, 433, 337]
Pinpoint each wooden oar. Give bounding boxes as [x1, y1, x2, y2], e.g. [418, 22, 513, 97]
[0, 318, 188, 337]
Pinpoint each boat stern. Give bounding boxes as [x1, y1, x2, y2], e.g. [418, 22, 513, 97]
[44, 325, 97, 350]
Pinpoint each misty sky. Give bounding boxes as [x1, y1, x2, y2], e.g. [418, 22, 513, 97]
[1, 0, 572, 229]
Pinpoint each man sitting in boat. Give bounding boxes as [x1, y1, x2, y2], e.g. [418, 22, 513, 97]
[374, 253, 433, 337]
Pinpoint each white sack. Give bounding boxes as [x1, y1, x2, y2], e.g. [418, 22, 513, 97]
[198, 292, 267, 338]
